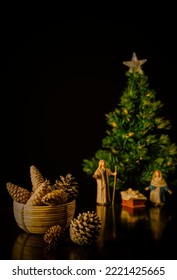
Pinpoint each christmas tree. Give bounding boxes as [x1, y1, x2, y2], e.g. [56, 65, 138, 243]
[82, 53, 177, 191]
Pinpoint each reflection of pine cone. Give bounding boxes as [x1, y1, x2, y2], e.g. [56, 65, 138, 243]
[6, 182, 31, 204]
[26, 180, 52, 206]
[42, 189, 68, 206]
[30, 165, 45, 192]
[44, 225, 63, 247]
[69, 211, 101, 246]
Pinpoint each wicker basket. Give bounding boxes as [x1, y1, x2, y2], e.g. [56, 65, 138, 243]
[13, 199, 76, 234]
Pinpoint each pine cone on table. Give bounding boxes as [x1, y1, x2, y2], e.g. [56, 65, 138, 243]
[43, 224, 64, 247]
[69, 210, 101, 246]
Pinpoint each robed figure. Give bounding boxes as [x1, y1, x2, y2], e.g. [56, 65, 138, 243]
[93, 160, 116, 205]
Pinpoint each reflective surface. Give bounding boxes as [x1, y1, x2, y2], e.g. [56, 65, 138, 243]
[1, 200, 177, 260]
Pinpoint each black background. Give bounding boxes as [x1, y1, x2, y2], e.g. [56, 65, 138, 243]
[1, 19, 177, 206]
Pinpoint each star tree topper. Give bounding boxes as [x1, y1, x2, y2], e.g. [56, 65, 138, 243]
[123, 52, 147, 73]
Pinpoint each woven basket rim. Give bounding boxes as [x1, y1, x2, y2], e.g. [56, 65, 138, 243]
[13, 199, 76, 208]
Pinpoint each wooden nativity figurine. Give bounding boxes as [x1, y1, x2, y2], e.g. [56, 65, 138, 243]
[145, 170, 172, 207]
[93, 160, 117, 205]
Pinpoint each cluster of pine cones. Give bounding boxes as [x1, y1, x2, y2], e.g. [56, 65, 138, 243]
[6, 165, 79, 206]
[6, 165, 101, 247]
[44, 210, 101, 247]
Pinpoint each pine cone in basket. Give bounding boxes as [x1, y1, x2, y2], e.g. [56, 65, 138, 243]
[44, 224, 64, 247]
[26, 179, 52, 206]
[42, 189, 69, 206]
[69, 210, 101, 246]
[6, 182, 31, 204]
[30, 165, 46, 192]
[54, 173, 79, 201]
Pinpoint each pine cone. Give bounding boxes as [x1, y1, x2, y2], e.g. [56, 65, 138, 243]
[42, 189, 68, 206]
[6, 182, 31, 204]
[69, 210, 101, 246]
[54, 173, 79, 201]
[30, 165, 45, 192]
[43, 224, 63, 247]
[26, 180, 52, 206]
